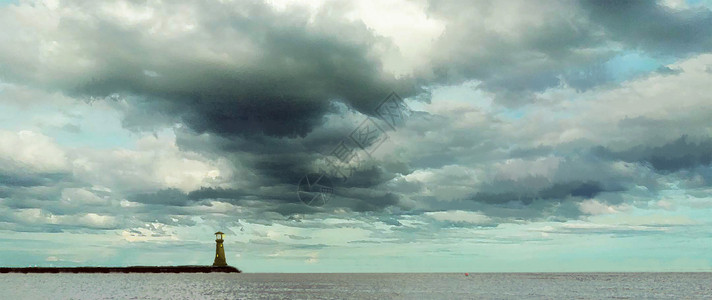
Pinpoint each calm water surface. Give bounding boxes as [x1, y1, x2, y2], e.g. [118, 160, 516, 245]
[1, 272, 710, 299]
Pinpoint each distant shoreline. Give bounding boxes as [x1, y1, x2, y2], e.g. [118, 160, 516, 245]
[0, 266, 241, 273]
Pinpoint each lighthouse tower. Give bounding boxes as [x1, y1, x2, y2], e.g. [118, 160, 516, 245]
[212, 231, 228, 267]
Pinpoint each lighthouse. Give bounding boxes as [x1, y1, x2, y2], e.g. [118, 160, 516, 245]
[212, 231, 228, 267]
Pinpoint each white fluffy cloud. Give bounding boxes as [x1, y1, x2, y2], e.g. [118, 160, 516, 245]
[0, 130, 68, 172]
[72, 132, 235, 193]
[11, 208, 118, 229]
[578, 199, 628, 215]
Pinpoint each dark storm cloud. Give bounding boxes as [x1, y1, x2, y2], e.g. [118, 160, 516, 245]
[337, 165, 400, 189]
[593, 135, 712, 172]
[0, 0, 419, 139]
[187, 187, 250, 202]
[0, 170, 82, 214]
[424, 0, 612, 105]
[8, 0, 710, 136]
[129, 188, 192, 206]
[184, 186, 300, 209]
[0, 171, 71, 187]
[172, 118, 409, 205]
[127, 182, 403, 217]
[333, 188, 401, 212]
[2, 0, 711, 126]
[470, 180, 608, 205]
[580, 0, 712, 55]
[422, 0, 712, 104]
[403, 144, 663, 221]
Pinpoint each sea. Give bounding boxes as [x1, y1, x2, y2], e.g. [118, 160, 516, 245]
[1, 272, 710, 299]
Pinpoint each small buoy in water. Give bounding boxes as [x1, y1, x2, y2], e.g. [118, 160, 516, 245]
[465, 273, 469, 276]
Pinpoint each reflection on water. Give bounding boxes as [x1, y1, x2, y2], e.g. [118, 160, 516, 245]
[1, 272, 711, 299]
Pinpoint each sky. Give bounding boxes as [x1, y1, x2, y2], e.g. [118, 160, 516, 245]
[0, 0, 711, 272]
